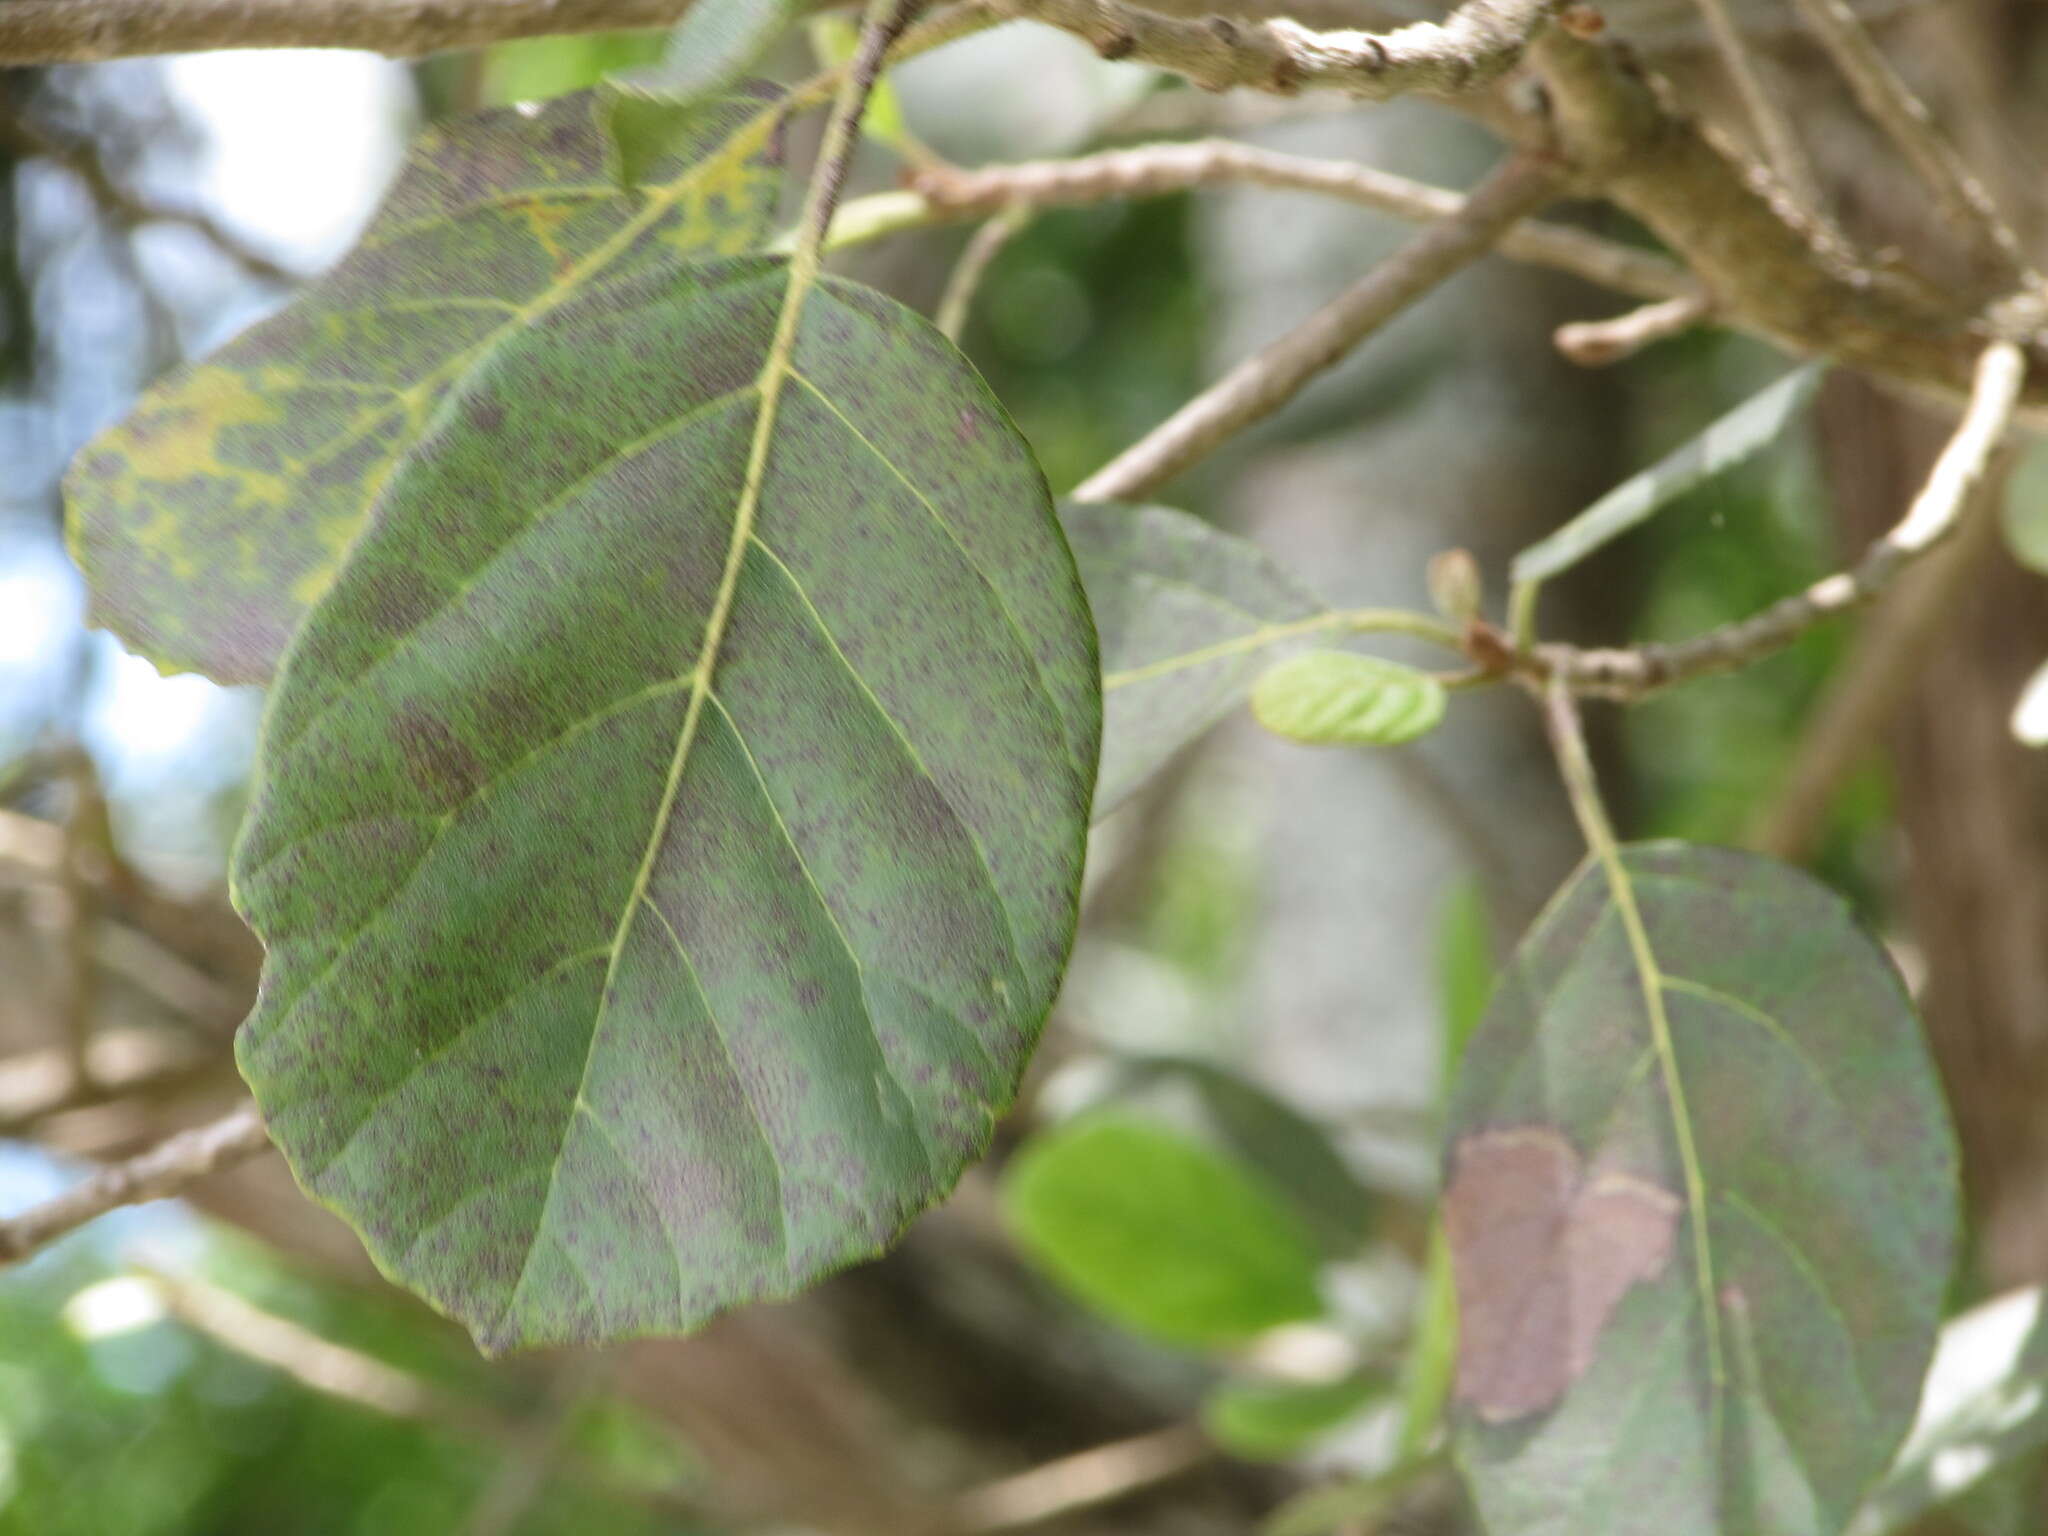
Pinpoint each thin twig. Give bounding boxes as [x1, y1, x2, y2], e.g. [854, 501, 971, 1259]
[1530, 30, 2048, 424]
[911, 140, 1694, 302]
[1687, 0, 1823, 213]
[0, 104, 302, 283]
[954, 1425, 1212, 1532]
[937, 204, 1032, 342]
[0, 1030, 225, 1135]
[1554, 292, 1713, 365]
[55, 751, 106, 1093]
[0, 1101, 271, 1264]
[1787, 0, 2028, 274]
[138, 1261, 467, 1422]
[990, 0, 1555, 99]
[1072, 154, 1559, 504]
[1549, 338, 2027, 699]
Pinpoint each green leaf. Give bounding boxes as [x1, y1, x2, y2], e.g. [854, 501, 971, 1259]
[65, 88, 785, 685]
[1510, 365, 1821, 587]
[1059, 500, 1328, 817]
[1251, 652, 1445, 747]
[1003, 1114, 1325, 1346]
[231, 256, 1101, 1353]
[1203, 1374, 1383, 1460]
[1118, 1056, 1376, 1258]
[1435, 880, 1494, 1081]
[1447, 843, 1958, 1536]
[1849, 1287, 2048, 1536]
[601, 0, 798, 190]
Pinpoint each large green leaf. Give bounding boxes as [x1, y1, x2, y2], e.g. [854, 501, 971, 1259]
[1446, 844, 1956, 1536]
[1059, 500, 1327, 817]
[231, 256, 1100, 1352]
[1003, 1113, 1325, 1347]
[65, 88, 785, 684]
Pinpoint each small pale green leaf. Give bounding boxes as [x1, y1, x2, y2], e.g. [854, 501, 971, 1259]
[1203, 1374, 1384, 1460]
[1059, 500, 1328, 817]
[1448, 843, 1958, 1536]
[1849, 1287, 2048, 1536]
[1510, 365, 1820, 586]
[66, 88, 785, 684]
[1251, 652, 1445, 747]
[2010, 657, 2048, 747]
[1003, 1114, 1324, 1346]
[232, 257, 1100, 1353]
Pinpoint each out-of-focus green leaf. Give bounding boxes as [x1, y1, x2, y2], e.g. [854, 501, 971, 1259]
[66, 89, 784, 684]
[1251, 652, 1445, 747]
[601, 0, 799, 189]
[233, 255, 1100, 1353]
[1203, 1374, 1383, 1460]
[1060, 500, 1327, 817]
[1435, 879, 1493, 1082]
[478, 32, 667, 105]
[1848, 1287, 2048, 1536]
[1118, 1056, 1376, 1258]
[1448, 843, 1957, 1536]
[1996, 439, 2048, 573]
[1003, 1114, 1324, 1347]
[1396, 1222, 1457, 1458]
[1511, 365, 1820, 586]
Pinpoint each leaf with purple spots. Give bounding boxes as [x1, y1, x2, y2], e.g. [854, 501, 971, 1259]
[232, 256, 1100, 1352]
[1447, 843, 1958, 1536]
[65, 87, 787, 685]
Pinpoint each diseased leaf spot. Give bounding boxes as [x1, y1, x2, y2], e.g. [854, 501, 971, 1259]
[1444, 1125, 1680, 1424]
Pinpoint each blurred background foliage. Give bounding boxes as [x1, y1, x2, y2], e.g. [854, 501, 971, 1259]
[0, 10, 2038, 1534]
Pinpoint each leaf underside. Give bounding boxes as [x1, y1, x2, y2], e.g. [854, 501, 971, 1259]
[1448, 843, 1957, 1536]
[65, 87, 785, 685]
[232, 257, 1100, 1352]
[1058, 500, 1327, 818]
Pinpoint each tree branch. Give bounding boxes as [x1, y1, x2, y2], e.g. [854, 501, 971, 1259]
[1546, 338, 2026, 699]
[0, 99, 303, 283]
[989, 0, 1556, 99]
[1687, 0, 1822, 213]
[1553, 292, 1711, 364]
[1530, 30, 2048, 422]
[0, 0, 699, 64]
[912, 141, 1694, 303]
[1072, 153, 1560, 503]
[0, 1101, 270, 1264]
[1788, 0, 2028, 274]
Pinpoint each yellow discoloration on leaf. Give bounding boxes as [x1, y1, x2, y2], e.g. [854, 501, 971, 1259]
[67, 90, 787, 684]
